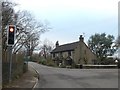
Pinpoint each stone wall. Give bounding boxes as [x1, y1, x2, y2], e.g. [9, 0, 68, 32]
[74, 41, 97, 65]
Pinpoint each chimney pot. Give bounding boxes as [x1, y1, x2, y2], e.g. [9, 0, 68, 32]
[56, 41, 59, 47]
[79, 35, 84, 42]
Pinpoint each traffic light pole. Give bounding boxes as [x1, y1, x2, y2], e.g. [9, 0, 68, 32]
[8, 46, 12, 83]
[7, 25, 16, 83]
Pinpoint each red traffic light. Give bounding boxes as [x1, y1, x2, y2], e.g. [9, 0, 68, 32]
[7, 25, 16, 46]
[9, 27, 14, 32]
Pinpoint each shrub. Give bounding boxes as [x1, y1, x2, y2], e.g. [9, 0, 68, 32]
[39, 59, 47, 65]
[46, 58, 56, 67]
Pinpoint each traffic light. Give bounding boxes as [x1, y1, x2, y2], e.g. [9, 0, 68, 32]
[7, 25, 16, 46]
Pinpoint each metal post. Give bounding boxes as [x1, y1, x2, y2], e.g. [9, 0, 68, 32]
[8, 46, 12, 83]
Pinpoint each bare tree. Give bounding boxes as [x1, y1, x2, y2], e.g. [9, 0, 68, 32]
[2, 1, 51, 59]
[40, 39, 55, 58]
[12, 10, 50, 55]
[11, 11, 48, 53]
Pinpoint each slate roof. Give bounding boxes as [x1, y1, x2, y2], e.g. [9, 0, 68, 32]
[51, 41, 79, 53]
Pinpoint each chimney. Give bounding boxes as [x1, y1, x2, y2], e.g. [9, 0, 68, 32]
[79, 35, 84, 42]
[56, 41, 59, 47]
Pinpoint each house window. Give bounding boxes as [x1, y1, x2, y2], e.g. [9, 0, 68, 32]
[68, 51, 71, 56]
[53, 53, 55, 57]
[60, 52, 62, 56]
[56, 53, 59, 57]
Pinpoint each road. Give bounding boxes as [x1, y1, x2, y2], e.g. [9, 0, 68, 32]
[29, 62, 118, 88]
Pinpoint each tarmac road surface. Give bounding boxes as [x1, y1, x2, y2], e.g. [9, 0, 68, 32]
[29, 62, 118, 88]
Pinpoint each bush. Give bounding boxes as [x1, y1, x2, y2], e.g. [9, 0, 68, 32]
[46, 58, 56, 67]
[31, 54, 40, 62]
[39, 59, 47, 65]
[32, 54, 57, 67]
[101, 58, 115, 65]
[61, 65, 66, 68]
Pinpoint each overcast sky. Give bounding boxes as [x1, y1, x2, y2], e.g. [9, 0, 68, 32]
[14, 0, 119, 45]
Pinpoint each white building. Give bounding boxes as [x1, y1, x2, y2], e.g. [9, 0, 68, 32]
[107, 47, 120, 60]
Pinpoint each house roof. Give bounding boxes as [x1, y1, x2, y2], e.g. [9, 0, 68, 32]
[51, 41, 79, 53]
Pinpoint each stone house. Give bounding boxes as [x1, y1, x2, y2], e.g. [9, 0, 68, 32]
[51, 35, 97, 66]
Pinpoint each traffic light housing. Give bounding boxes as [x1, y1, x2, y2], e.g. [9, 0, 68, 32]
[7, 25, 16, 46]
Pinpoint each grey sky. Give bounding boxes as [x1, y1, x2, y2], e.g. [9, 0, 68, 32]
[14, 0, 119, 45]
